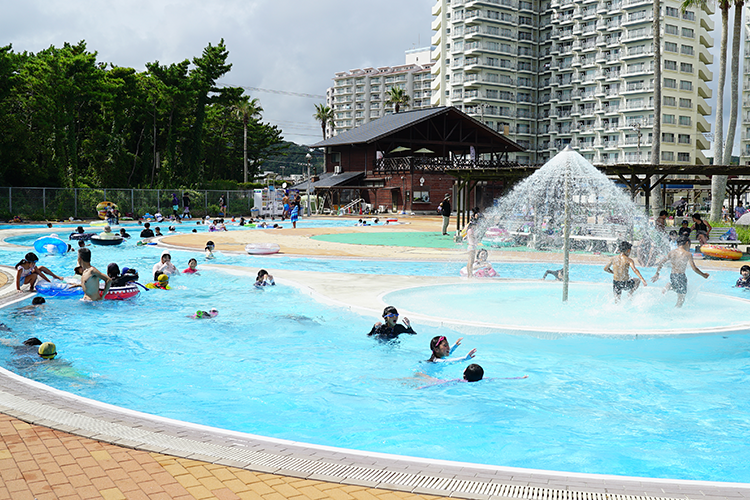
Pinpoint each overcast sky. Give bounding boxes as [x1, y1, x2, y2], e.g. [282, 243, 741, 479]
[2, 0, 743, 157]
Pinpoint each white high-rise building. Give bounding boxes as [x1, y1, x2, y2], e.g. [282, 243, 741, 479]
[430, 0, 714, 165]
[740, 5, 750, 165]
[328, 48, 434, 135]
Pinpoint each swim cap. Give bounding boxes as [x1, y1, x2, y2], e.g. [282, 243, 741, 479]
[38, 342, 57, 359]
[209, 308, 218, 317]
[158, 274, 169, 283]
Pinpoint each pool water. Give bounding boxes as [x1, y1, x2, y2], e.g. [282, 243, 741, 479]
[386, 282, 750, 334]
[1, 228, 750, 483]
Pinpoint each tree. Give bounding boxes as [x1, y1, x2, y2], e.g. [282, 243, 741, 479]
[232, 96, 263, 183]
[683, 0, 728, 220]
[385, 87, 410, 113]
[313, 103, 334, 139]
[723, 0, 744, 168]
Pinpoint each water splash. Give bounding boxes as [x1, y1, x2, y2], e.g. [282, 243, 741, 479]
[481, 146, 664, 258]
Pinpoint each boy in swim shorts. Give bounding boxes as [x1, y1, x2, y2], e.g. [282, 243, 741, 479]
[651, 235, 709, 308]
[604, 241, 647, 302]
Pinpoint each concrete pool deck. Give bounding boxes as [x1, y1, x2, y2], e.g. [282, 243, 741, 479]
[0, 218, 749, 499]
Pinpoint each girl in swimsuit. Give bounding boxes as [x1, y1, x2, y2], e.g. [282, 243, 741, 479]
[15, 259, 43, 292]
[428, 335, 477, 363]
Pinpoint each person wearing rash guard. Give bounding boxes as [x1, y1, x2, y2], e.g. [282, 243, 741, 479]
[427, 335, 476, 363]
[367, 306, 416, 340]
[183, 258, 199, 274]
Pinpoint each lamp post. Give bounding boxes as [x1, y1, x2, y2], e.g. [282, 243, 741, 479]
[305, 152, 312, 217]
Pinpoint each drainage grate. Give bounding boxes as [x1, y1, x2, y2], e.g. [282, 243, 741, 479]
[0, 389, 687, 500]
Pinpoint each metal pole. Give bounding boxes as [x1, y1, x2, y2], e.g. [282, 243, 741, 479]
[8, 187, 11, 214]
[306, 154, 312, 217]
[74, 188, 77, 218]
[131, 189, 134, 215]
[43, 188, 46, 215]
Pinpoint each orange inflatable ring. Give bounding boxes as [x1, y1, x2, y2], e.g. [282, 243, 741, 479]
[96, 201, 118, 219]
[700, 244, 743, 260]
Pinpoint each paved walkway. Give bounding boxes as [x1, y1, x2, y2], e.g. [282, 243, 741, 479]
[0, 413, 446, 500]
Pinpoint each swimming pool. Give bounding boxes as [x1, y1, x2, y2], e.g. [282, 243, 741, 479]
[1, 229, 750, 483]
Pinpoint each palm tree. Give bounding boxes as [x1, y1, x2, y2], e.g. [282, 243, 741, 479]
[232, 96, 263, 183]
[723, 0, 745, 169]
[313, 103, 334, 140]
[386, 87, 410, 113]
[683, 0, 727, 220]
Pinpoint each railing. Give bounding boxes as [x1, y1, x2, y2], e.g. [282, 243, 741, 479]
[0, 187, 259, 220]
[373, 157, 522, 173]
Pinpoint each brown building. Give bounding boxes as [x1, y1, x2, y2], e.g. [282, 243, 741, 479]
[305, 107, 524, 215]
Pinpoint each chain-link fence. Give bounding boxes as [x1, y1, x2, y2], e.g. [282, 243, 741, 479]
[0, 188, 258, 220]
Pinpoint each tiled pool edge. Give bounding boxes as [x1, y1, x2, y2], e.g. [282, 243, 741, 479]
[1, 270, 750, 499]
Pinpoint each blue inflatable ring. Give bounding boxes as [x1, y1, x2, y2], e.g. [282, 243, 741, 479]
[35, 281, 83, 298]
[33, 236, 69, 255]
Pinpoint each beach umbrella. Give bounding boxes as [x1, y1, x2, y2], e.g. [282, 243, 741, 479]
[414, 147, 434, 154]
[390, 146, 410, 153]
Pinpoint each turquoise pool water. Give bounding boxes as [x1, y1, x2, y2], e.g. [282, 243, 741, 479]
[1, 229, 750, 483]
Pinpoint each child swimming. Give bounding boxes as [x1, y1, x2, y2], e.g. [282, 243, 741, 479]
[183, 258, 199, 274]
[254, 269, 275, 288]
[205, 241, 215, 259]
[416, 364, 528, 389]
[737, 265, 750, 288]
[428, 335, 476, 363]
[145, 273, 170, 290]
[189, 308, 218, 319]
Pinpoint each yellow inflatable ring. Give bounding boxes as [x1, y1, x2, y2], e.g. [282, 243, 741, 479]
[700, 244, 743, 260]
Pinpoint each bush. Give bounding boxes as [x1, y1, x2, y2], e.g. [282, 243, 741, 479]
[734, 226, 750, 244]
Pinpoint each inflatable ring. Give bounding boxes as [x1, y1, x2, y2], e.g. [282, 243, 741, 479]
[90, 235, 124, 246]
[245, 243, 280, 255]
[484, 227, 507, 238]
[33, 236, 69, 255]
[35, 280, 83, 298]
[100, 284, 140, 300]
[460, 265, 498, 278]
[96, 201, 117, 220]
[69, 232, 93, 241]
[700, 244, 743, 260]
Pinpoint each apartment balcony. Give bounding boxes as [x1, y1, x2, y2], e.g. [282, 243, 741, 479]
[699, 46, 713, 65]
[700, 14, 714, 31]
[696, 134, 710, 150]
[697, 96, 710, 116]
[431, 16, 442, 31]
[698, 79, 711, 99]
[700, 30, 714, 48]
[431, 1, 442, 15]
[698, 61, 712, 81]
[697, 114, 710, 133]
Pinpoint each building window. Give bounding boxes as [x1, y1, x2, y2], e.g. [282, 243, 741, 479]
[665, 24, 679, 35]
[662, 132, 675, 142]
[664, 78, 677, 88]
[665, 42, 678, 52]
[664, 96, 676, 106]
[412, 191, 430, 203]
[679, 115, 691, 126]
[679, 80, 693, 91]
[678, 134, 691, 144]
[666, 6, 679, 17]
[680, 62, 693, 73]
[665, 60, 677, 70]
[682, 10, 695, 20]
[678, 152, 690, 161]
[682, 27, 694, 38]
[664, 114, 676, 124]
[679, 98, 692, 108]
[681, 45, 694, 55]
[662, 151, 675, 161]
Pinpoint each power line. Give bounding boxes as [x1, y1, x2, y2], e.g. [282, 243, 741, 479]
[219, 83, 325, 99]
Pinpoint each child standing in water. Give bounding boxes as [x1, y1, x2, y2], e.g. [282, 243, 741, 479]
[736, 265, 750, 288]
[428, 335, 476, 363]
[183, 258, 199, 274]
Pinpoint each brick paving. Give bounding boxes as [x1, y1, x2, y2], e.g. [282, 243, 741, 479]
[0, 413, 450, 500]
